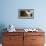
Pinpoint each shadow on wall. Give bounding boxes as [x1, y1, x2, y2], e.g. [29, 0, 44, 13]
[0, 24, 7, 43]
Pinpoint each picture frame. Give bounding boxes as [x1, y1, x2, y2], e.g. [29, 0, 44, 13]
[18, 9, 34, 19]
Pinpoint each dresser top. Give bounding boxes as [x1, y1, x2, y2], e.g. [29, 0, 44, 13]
[3, 29, 44, 33]
[15, 29, 44, 32]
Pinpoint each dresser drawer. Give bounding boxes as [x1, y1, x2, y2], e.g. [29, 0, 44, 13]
[32, 44, 44, 46]
[24, 36, 32, 46]
[3, 43, 23, 46]
[24, 32, 44, 36]
[3, 36, 23, 46]
[32, 36, 45, 44]
[3, 35, 23, 44]
[3, 32, 23, 36]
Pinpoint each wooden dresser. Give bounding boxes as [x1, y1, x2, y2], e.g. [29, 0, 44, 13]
[2, 32, 45, 46]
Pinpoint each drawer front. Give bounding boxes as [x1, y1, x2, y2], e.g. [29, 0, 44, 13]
[24, 32, 44, 36]
[3, 35, 23, 46]
[3, 36, 23, 44]
[3, 32, 23, 36]
[32, 36, 45, 44]
[3, 43, 23, 46]
[32, 44, 44, 46]
[24, 36, 32, 46]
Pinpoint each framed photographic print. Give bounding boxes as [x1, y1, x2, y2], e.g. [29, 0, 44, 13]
[18, 9, 34, 19]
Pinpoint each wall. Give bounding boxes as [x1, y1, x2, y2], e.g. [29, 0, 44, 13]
[0, 0, 46, 31]
[0, 0, 46, 29]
